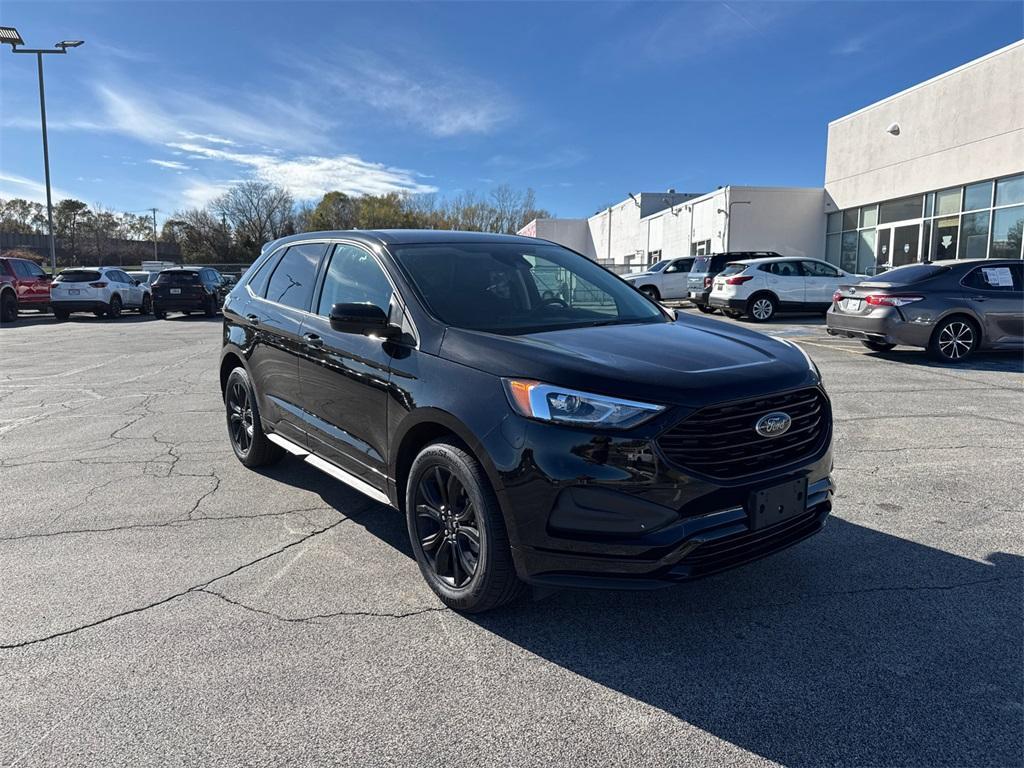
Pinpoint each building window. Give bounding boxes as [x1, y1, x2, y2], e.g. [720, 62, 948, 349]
[647, 250, 662, 264]
[690, 240, 711, 256]
[840, 232, 858, 272]
[878, 195, 923, 224]
[826, 212, 842, 234]
[959, 211, 990, 259]
[933, 217, 959, 260]
[857, 230, 876, 273]
[963, 181, 993, 212]
[825, 233, 841, 266]
[860, 205, 878, 228]
[935, 187, 961, 216]
[995, 174, 1024, 207]
[990, 206, 1024, 259]
[842, 209, 858, 232]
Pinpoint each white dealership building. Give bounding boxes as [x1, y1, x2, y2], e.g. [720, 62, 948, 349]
[521, 40, 1024, 273]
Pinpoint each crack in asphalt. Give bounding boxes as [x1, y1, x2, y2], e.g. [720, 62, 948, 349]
[0, 517, 347, 650]
[0, 507, 340, 544]
[195, 588, 447, 623]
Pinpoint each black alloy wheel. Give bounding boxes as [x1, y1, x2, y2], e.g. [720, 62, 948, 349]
[862, 340, 896, 352]
[140, 293, 152, 315]
[224, 367, 283, 467]
[414, 464, 481, 588]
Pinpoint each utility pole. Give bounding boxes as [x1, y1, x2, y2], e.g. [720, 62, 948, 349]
[1, 28, 84, 274]
[149, 208, 159, 261]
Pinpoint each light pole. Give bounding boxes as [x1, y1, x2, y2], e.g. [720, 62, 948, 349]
[1, 27, 84, 275]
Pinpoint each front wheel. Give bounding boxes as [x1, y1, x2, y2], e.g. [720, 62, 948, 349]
[862, 340, 896, 352]
[224, 367, 283, 467]
[639, 286, 661, 302]
[0, 292, 16, 323]
[696, 304, 716, 314]
[928, 317, 978, 363]
[406, 441, 524, 612]
[747, 294, 777, 322]
[140, 294, 152, 315]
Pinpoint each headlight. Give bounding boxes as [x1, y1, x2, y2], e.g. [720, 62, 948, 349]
[502, 379, 664, 429]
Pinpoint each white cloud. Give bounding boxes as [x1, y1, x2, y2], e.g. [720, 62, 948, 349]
[168, 143, 437, 200]
[297, 49, 510, 137]
[148, 159, 192, 171]
[0, 172, 73, 203]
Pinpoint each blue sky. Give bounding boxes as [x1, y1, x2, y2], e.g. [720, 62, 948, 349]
[1, 1, 1021, 220]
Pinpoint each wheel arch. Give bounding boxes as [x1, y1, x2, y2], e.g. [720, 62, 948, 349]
[932, 309, 986, 345]
[219, 349, 247, 395]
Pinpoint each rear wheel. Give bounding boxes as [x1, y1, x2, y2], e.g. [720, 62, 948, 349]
[140, 294, 152, 315]
[928, 316, 978, 363]
[407, 441, 524, 612]
[0, 291, 16, 323]
[861, 340, 896, 352]
[224, 367, 283, 468]
[723, 309, 743, 319]
[639, 285, 660, 301]
[204, 294, 217, 317]
[747, 294, 777, 322]
[53, 308, 70, 321]
[106, 295, 122, 319]
[154, 308, 167, 319]
[696, 304, 716, 314]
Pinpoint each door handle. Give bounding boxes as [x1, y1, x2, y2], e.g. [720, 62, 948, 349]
[969, 296, 987, 302]
[246, 314, 261, 325]
[303, 333, 323, 347]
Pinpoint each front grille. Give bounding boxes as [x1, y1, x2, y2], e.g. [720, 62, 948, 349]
[675, 508, 823, 577]
[657, 387, 829, 480]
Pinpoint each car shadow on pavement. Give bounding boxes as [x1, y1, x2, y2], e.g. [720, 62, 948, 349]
[261, 458, 1022, 766]
[865, 348, 1024, 373]
[2, 313, 156, 327]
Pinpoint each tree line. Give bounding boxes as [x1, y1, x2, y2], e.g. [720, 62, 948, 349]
[1, 182, 551, 266]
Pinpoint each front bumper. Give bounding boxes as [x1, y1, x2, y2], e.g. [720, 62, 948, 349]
[493, 408, 833, 589]
[825, 308, 933, 348]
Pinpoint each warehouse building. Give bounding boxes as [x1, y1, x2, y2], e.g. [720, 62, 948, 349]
[520, 40, 1024, 272]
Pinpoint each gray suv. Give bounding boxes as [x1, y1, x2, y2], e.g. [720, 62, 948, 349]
[826, 259, 1023, 363]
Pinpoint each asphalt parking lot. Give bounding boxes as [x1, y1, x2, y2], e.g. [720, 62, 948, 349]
[1, 309, 1022, 767]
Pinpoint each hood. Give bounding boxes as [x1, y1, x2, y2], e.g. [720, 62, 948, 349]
[622, 272, 651, 281]
[439, 315, 819, 408]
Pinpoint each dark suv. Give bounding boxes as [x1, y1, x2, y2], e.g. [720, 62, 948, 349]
[220, 231, 833, 612]
[687, 251, 782, 313]
[152, 267, 226, 318]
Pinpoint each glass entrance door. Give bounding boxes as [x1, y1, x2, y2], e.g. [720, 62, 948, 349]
[876, 227, 892, 271]
[892, 224, 920, 267]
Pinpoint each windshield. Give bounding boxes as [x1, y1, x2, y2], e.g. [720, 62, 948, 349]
[647, 259, 670, 273]
[55, 270, 101, 283]
[129, 272, 151, 283]
[391, 242, 666, 334]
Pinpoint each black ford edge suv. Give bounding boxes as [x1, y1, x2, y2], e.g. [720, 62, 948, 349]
[220, 231, 833, 612]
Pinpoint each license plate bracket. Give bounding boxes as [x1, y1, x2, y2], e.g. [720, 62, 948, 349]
[748, 478, 808, 530]
[170, 288, 181, 294]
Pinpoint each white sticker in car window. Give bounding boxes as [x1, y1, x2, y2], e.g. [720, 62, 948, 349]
[981, 267, 1013, 287]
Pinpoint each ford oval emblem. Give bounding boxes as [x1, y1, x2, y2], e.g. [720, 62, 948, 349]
[755, 411, 792, 438]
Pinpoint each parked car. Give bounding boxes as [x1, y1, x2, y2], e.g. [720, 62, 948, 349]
[687, 252, 781, 314]
[0, 256, 52, 313]
[128, 270, 157, 287]
[220, 230, 834, 612]
[1, 272, 18, 324]
[152, 267, 227, 318]
[709, 256, 865, 322]
[50, 267, 152, 320]
[827, 259, 1023, 363]
[621, 257, 694, 301]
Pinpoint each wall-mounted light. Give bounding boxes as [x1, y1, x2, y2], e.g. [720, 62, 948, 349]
[886, 122, 901, 136]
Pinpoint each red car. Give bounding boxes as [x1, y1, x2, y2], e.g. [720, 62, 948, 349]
[0, 256, 52, 313]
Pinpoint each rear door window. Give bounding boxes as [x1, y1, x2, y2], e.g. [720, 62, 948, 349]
[962, 265, 1020, 292]
[264, 243, 325, 310]
[766, 261, 803, 277]
[802, 260, 841, 277]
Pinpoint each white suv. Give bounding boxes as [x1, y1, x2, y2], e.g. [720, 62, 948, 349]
[708, 257, 864, 322]
[621, 257, 694, 301]
[50, 267, 152, 320]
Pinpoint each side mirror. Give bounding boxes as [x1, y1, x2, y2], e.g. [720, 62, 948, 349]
[329, 302, 399, 339]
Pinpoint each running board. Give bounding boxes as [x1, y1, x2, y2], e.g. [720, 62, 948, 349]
[266, 433, 393, 507]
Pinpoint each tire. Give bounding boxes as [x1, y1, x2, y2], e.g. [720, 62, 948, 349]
[696, 304, 716, 314]
[106, 295, 122, 319]
[224, 367, 284, 468]
[861, 340, 896, 352]
[140, 294, 152, 315]
[639, 285, 661, 301]
[406, 440, 524, 613]
[723, 310, 743, 319]
[0, 291, 16, 323]
[154, 308, 167, 319]
[204, 295, 217, 317]
[54, 308, 70, 321]
[747, 293, 777, 322]
[182, 310, 191, 317]
[928, 316, 979, 363]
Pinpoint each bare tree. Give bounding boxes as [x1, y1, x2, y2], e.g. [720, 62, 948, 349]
[212, 181, 294, 252]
